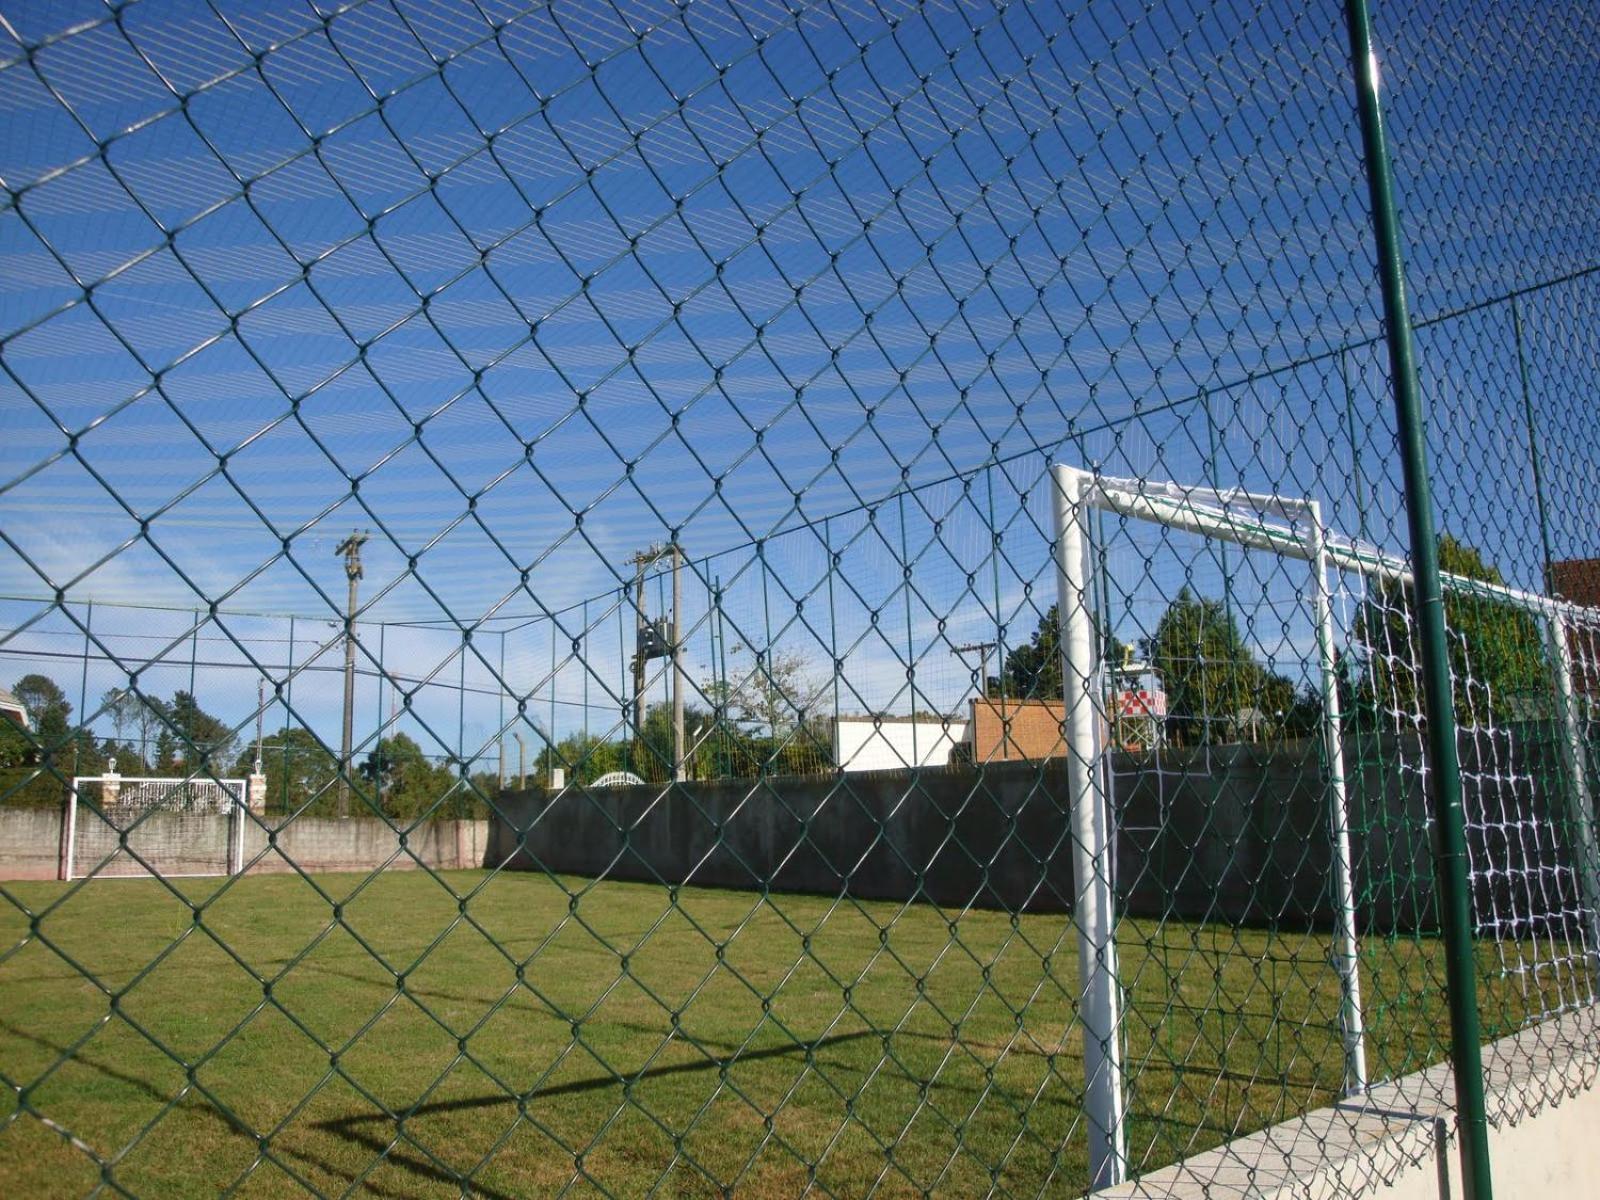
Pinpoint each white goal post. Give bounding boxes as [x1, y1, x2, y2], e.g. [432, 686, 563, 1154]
[63, 773, 251, 881]
[1050, 462, 1600, 1190]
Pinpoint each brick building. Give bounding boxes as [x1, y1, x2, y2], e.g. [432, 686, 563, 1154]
[967, 698, 1069, 763]
[1551, 558, 1600, 698]
[1550, 558, 1600, 607]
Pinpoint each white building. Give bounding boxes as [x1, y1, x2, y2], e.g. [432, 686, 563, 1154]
[831, 714, 968, 773]
[0, 687, 29, 730]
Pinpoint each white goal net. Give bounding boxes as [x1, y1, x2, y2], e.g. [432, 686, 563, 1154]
[1048, 463, 1600, 1181]
[64, 774, 249, 881]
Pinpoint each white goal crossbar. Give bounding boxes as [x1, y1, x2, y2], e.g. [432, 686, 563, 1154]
[63, 775, 249, 881]
[1049, 463, 1600, 1190]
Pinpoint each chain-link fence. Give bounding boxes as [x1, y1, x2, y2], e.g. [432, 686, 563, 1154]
[3, 0, 1599, 1196]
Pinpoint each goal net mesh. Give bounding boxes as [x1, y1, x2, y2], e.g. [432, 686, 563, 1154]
[1335, 561, 1600, 1040]
[69, 777, 246, 880]
[1083, 472, 1600, 1097]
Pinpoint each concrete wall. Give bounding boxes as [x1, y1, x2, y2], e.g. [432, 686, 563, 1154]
[490, 726, 1585, 931]
[0, 807, 489, 880]
[490, 752, 1342, 921]
[831, 716, 967, 772]
[1101, 1005, 1600, 1199]
[0, 807, 66, 879]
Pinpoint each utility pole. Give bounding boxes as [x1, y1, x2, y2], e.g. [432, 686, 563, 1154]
[630, 550, 651, 767]
[514, 730, 526, 790]
[627, 544, 682, 779]
[671, 542, 685, 783]
[254, 678, 265, 777]
[335, 530, 368, 819]
[953, 641, 997, 700]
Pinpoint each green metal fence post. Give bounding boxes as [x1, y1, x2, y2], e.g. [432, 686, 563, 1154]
[1343, 3, 1494, 1198]
[1510, 297, 1556, 591]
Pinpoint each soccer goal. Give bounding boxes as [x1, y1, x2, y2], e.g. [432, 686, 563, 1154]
[62, 773, 250, 881]
[1048, 462, 1600, 1189]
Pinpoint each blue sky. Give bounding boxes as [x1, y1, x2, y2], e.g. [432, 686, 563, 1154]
[2, 0, 1598, 765]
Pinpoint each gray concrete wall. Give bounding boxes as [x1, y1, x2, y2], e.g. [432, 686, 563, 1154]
[1100, 1005, 1600, 1200]
[236, 815, 490, 876]
[0, 807, 67, 879]
[490, 726, 1586, 931]
[0, 807, 489, 880]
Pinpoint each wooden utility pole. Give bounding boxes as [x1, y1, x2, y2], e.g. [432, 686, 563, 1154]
[335, 530, 368, 818]
[628, 543, 683, 780]
[629, 549, 653, 768]
[671, 542, 685, 783]
[953, 641, 997, 699]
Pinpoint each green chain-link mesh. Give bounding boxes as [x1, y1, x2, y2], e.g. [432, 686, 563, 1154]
[2, 0, 1598, 1196]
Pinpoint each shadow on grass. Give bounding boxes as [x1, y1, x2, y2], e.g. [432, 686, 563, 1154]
[308, 1029, 882, 1198]
[2, 1009, 1335, 1200]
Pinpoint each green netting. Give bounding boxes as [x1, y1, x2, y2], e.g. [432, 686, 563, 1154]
[2, 1, 1598, 1197]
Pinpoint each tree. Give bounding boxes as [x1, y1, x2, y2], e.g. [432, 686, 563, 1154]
[988, 605, 1062, 700]
[101, 688, 167, 766]
[711, 648, 823, 737]
[235, 727, 339, 816]
[633, 700, 715, 783]
[1355, 535, 1548, 727]
[534, 732, 629, 788]
[13, 674, 70, 738]
[3, 672, 102, 806]
[1151, 589, 1264, 746]
[358, 733, 462, 820]
[155, 691, 237, 774]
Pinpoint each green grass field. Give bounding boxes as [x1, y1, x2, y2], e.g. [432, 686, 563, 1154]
[0, 868, 1538, 1199]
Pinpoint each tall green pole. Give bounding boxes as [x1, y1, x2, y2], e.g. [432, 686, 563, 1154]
[987, 469, 1004, 699]
[1341, 350, 1371, 542]
[1510, 297, 1556, 592]
[1344, 4, 1493, 1198]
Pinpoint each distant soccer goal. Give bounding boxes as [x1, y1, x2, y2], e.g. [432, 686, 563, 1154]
[63, 773, 249, 881]
[1048, 462, 1600, 1188]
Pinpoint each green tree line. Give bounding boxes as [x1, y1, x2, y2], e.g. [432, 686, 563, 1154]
[986, 534, 1552, 747]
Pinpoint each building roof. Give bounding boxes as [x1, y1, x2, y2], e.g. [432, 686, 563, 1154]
[0, 688, 30, 729]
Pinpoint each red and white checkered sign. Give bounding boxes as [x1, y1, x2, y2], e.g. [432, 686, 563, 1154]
[1115, 688, 1167, 718]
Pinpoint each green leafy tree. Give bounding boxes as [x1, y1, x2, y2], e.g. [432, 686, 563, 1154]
[632, 700, 715, 783]
[2, 673, 103, 806]
[235, 727, 339, 816]
[1151, 589, 1264, 746]
[1355, 535, 1548, 727]
[988, 605, 1063, 700]
[358, 733, 469, 820]
[155, 691, 237, 774]
[534, 732, 629, 787]
[13, 674, 71, 736]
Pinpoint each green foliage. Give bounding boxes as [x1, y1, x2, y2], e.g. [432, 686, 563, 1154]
[533, 731, 630, 787]
[989, 604, 1062, 700]
[525, 700, 834, 790]
[12, 674, 70, 734]
[234, 727, 339, 817]
[1356, 535, 1550, 726]
[1151, 590, 1320, 746]
[1, 672, 104, 806]
[1152, 589, 1261, 745]
[357, 732, 486, 821]
[155, 690, 237, 774]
